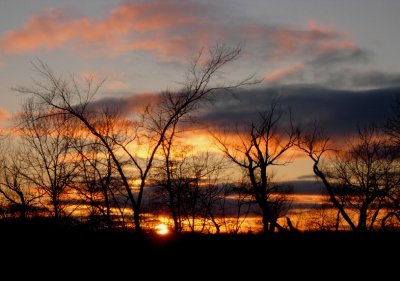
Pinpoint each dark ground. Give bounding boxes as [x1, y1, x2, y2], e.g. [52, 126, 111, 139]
[0, 219, 398, 278]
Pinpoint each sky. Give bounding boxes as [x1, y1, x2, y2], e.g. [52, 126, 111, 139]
[1, 0, 400, 180]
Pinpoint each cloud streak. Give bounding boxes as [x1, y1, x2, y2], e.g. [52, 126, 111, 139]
[87, 92, 159, 116]
[0, 1, 209, 58]
[264, 63, 304, 82]
[1, 0, 389, 98]
[326, 70, 400, 89]
[240, 20, 372, 87]
[243, 20, 363, 62]
[87, 84, 398, 139]
[0, 1, 367, 67]
[200, 85, 398, 137]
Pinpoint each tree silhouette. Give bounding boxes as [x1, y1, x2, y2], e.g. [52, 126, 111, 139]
[298, 124, 398, 231]
[16, 100, 79, 222]
[73, 138, 115, 229]
[0, 145, 41, 219]
[152, 147, 225, 233]
[213, 99, 297, 234]
[381, 99, 400, 229]
[15, 44, 254, 232]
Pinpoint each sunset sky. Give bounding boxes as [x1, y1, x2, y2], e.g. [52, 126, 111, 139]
[1, 0, 400, 180]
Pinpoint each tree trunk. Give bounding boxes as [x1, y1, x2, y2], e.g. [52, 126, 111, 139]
[313, 164, 357, 231]
[20, 206, 27, 221]
[133, 208, 141, 233]
[102, 164, 113, 229]
[104, 191, 112, 229]
[335, 210, 340, 231]
[269, 221, 276, 234]
[262, 211, 270, 234]
[168, 193, 180, 233]
[357, 205, 368, 232]
[52, 193, 60, 222]
[18, 192, 27, 221]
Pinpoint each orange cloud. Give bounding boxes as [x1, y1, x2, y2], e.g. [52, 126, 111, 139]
[0, 108, 9, 128]
[265, 63, 304, 82]
[128, 37, 200, 58]
[0, 1, 207, 58]
[0, 3, 363, 68]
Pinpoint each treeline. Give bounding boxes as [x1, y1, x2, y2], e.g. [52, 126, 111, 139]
[1, 45, 400, 234]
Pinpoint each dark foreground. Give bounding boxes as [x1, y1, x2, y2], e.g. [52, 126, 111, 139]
[0, 219, 398, 278]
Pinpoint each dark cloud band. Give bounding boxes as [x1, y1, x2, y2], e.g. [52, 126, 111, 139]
[200, 85, 399, 136]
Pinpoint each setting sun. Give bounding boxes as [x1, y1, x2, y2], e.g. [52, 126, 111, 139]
[155, 223, 169, 235]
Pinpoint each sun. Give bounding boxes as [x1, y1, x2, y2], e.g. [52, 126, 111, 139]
[155, 223, 169, 235]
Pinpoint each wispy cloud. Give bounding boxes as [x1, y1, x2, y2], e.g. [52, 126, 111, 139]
[0, 1, 366, 66]
[1, 1, 386, 90]
[88, 92, 159, 116]
[239, 20, 373, 85]
[0, 1, 209, 58]
[243, 20, 363, 62]
[307, 47, 369, 66]
[264, 63, 304, 82]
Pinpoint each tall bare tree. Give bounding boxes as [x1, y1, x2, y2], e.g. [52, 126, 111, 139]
[379, 100, 400, 229]
[16, 100, 79, 222]
[214, 100, 298, 234]
[15, 44, 254, 232]
[152, 121, 185, 232]
[298, 125, 399, 231]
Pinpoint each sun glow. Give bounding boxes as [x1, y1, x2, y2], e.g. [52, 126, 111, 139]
[155, 223, 169, 235]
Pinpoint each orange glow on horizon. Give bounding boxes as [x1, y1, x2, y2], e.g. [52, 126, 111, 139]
[181, 131, 221, 154]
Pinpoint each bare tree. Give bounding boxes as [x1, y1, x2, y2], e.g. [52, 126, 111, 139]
[15, 44, 253, 232]
[213, 100, 298, 234]
[333, 127, 396, 231]
[153, 116, 226, 233]
[385, 97, 400, 149]
[152, 147, 225, 233]
[17, 46, 250, 231]
[0, 146, 41, 219]
[382, 99, 400, 229]
[131, 44, 254, 231]
[158, 121, 182, 232]
[16, 100, 79, 222]
[182, 153, 225, 233]
[298, 125, 399, 232]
